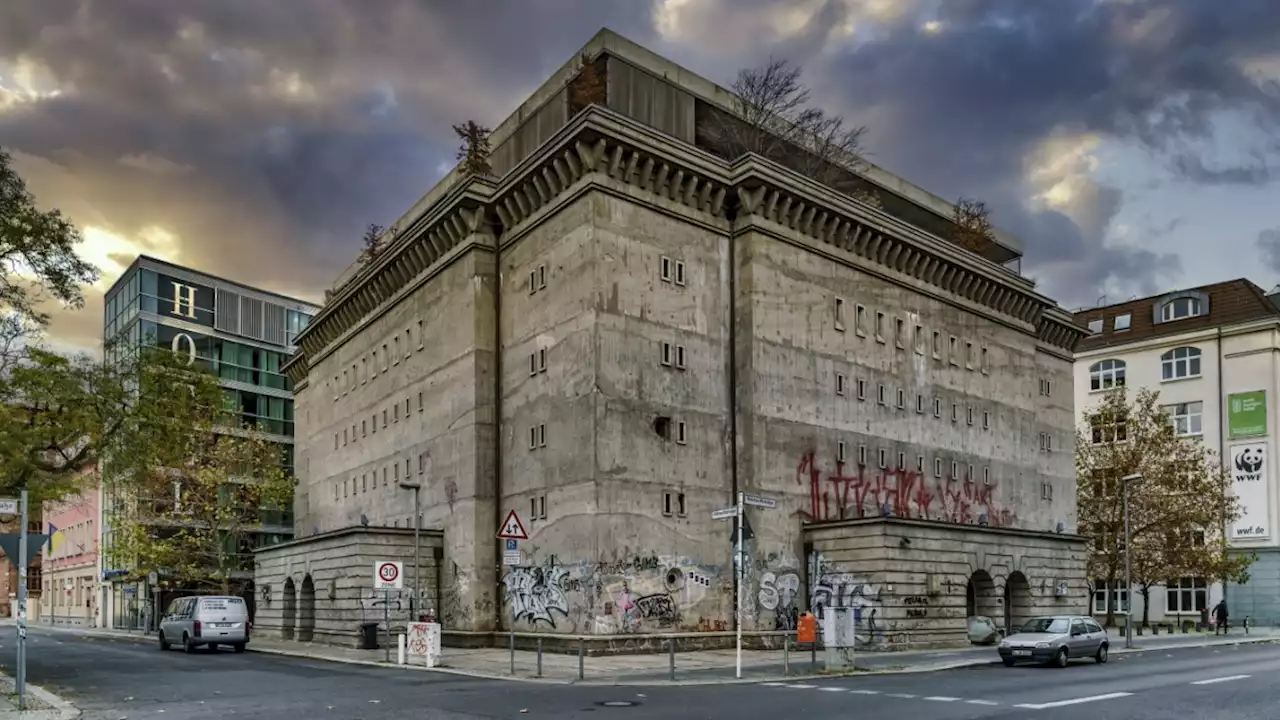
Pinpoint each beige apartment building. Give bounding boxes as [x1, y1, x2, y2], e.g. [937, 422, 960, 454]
[255, 28, 1089, 650]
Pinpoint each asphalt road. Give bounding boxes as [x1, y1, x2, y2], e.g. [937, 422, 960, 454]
[7, 628, 1280, 719]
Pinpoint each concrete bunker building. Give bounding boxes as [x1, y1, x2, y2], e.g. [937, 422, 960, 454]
[254, 28, 1089, 649]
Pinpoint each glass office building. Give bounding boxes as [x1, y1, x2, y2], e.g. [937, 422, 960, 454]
[99, 256, 318, 628]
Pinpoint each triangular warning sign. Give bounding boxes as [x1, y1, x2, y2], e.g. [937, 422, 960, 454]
[497, 509, 529, 540]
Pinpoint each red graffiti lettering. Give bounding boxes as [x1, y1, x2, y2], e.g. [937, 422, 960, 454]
[796, 449, 1017, 527]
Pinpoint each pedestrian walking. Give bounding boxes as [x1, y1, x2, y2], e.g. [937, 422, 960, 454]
[1213, 599, 1229, 635]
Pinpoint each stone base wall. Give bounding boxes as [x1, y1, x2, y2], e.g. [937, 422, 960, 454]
[804, 517, 1088, 650]
[253, 527, 443, 647]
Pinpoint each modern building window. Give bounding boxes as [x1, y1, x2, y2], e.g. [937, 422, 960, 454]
[1166, 577, 1208, 614]
[1165, 401, 1204, 436]
[1160, 347, 1202, 381]
[834, 297, 846, 331]
[1093, 580, 1129, 615]
[1089, 359, 1126, 391]
[1090, 411, 1128, 444]
[1161, 296, 1201, 322]
[1114, 313, 1131, 331]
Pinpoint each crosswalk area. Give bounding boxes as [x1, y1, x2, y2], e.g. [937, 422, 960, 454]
[757, 674, 1255, 710]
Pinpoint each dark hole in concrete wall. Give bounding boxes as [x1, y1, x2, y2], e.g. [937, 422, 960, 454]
[653, 416, 672, 439]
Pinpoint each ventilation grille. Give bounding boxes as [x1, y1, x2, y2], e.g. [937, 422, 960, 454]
[215, 289, 240, 334]
[240, 296, 264, 340]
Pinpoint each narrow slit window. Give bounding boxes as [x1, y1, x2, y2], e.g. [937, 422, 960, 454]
[675, 345, 687, 370]
[834, 297, 846, 331]
[661, 342, 673, 366]
[836, 373, 847, 396]
[675, 261, 686, 286]
[676, 421, 687, 445]
[661, 256, 673, 282]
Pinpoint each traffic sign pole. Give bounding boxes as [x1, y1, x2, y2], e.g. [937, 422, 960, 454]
[736, 491, 743, 680]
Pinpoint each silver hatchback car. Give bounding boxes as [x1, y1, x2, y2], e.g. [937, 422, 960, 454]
[998, 615, 1109, 667]
[158, 595, 251, 653]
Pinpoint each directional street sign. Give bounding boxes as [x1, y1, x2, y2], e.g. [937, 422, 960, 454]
[743, 494, 777, 509]
[374, 560, 403, 590]
[711, 507, 737, 520]
[497, 509, 529, 540]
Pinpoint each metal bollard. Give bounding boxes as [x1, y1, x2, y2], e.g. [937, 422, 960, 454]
[509, 630, 515, 675]
[810, 640, 816, 671]
[537, 637, 543, 678]
[669, 638, 676, 681]
[783, 632, 790, 676]
[578, 637, 585, 680]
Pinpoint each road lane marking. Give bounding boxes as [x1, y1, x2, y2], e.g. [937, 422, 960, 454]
[818, 687, 846, 692]
[886, 693, 918, 699]
[787, 684, 817, 689]
[1191, 674, 1251, 685]
[1014, 692, 1133, 710]
[759, 682, 787, 687]
[848, 690, 880, 695]
[925, 697, 960, 702]
[966, 700, 1000, 706]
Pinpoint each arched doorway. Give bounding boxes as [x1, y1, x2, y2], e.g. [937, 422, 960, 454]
[299, 576, 316, 643]
[282, 577, 296, 640]
[966, 570, 1000, 620]
[1004, 572, 1033, 632]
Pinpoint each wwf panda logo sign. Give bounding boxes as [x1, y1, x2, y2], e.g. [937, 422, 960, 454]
[1230, 443, 1270, 541]
[1235, 446, 1265, 477]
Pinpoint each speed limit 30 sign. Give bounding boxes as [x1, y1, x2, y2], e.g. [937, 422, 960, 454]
[373, 561, 403, 590]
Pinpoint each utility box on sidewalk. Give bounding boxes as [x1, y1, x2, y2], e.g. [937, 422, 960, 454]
[822, 607, 857, 670]
[406, 622, 441, 668]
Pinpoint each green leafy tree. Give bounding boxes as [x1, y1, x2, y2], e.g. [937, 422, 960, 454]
[1077, 387, 1251, 627]
[0, 147, 99, 372]
[102, 349, 293, 592]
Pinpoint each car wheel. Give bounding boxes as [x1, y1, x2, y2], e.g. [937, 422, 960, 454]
[158, 632, 170, 651]
[1095, 644, 1108, 664]
[1002, 658, 1016, 667]
[1054, 648, 1069, 668]
[233, 643, 246, 654]
[183, 634, 195, 654]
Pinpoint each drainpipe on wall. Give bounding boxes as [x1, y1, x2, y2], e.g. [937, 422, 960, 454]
[728, 219, 740, 633]
[492, 215, 505, 633]
[1218, 327, 1227, 606]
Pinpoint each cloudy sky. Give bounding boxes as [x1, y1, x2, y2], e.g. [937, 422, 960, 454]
[3, 0, 1279, 352]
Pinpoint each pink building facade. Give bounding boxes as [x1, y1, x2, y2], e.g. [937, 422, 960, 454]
[40, 471, 100, 627]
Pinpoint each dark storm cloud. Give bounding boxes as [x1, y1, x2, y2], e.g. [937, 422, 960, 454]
[3, 0, 1280, 338]
[1257, 228, 1280, 276]
[0, 0, 657, 300]
[796, 0, 1280, 304]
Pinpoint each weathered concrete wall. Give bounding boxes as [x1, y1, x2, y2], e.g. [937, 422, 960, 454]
[496, 187, 737, 634]
[294, 243, 498, 632]
[253, 528, 442, 646]
[804, 518, 1088, 649]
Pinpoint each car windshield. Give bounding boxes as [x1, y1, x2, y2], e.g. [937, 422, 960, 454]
[1020, 617, 1070, 634]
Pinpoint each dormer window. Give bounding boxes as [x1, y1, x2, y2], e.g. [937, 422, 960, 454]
[1161, 296, 1202, 322]
[1113, 313, 1131, 331]
[1087, 318, 1103, 335]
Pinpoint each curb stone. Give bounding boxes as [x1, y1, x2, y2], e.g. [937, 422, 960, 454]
[0, 674, 81, 719]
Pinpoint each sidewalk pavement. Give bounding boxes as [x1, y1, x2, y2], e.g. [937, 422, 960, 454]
[15, 621, 1280, 687]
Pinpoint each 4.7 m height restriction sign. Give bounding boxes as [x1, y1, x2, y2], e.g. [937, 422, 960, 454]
[374, 561, 403, 590]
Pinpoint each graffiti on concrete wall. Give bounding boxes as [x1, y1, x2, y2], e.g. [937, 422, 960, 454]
[796, 450, 1018, 527]
[809, 551, 886, 647]
[502, 556, 728, 634]
[503, 564, 571, 628]
[758, 570, 801, 630]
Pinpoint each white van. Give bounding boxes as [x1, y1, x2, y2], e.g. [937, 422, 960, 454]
[158, 595, 250, 653]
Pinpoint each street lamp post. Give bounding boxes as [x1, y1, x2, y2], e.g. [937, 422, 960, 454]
[1121, 473, 1143, 649]
[398, 481, 422, 619]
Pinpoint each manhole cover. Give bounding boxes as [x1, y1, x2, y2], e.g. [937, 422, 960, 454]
[597, 701, 638, 708]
